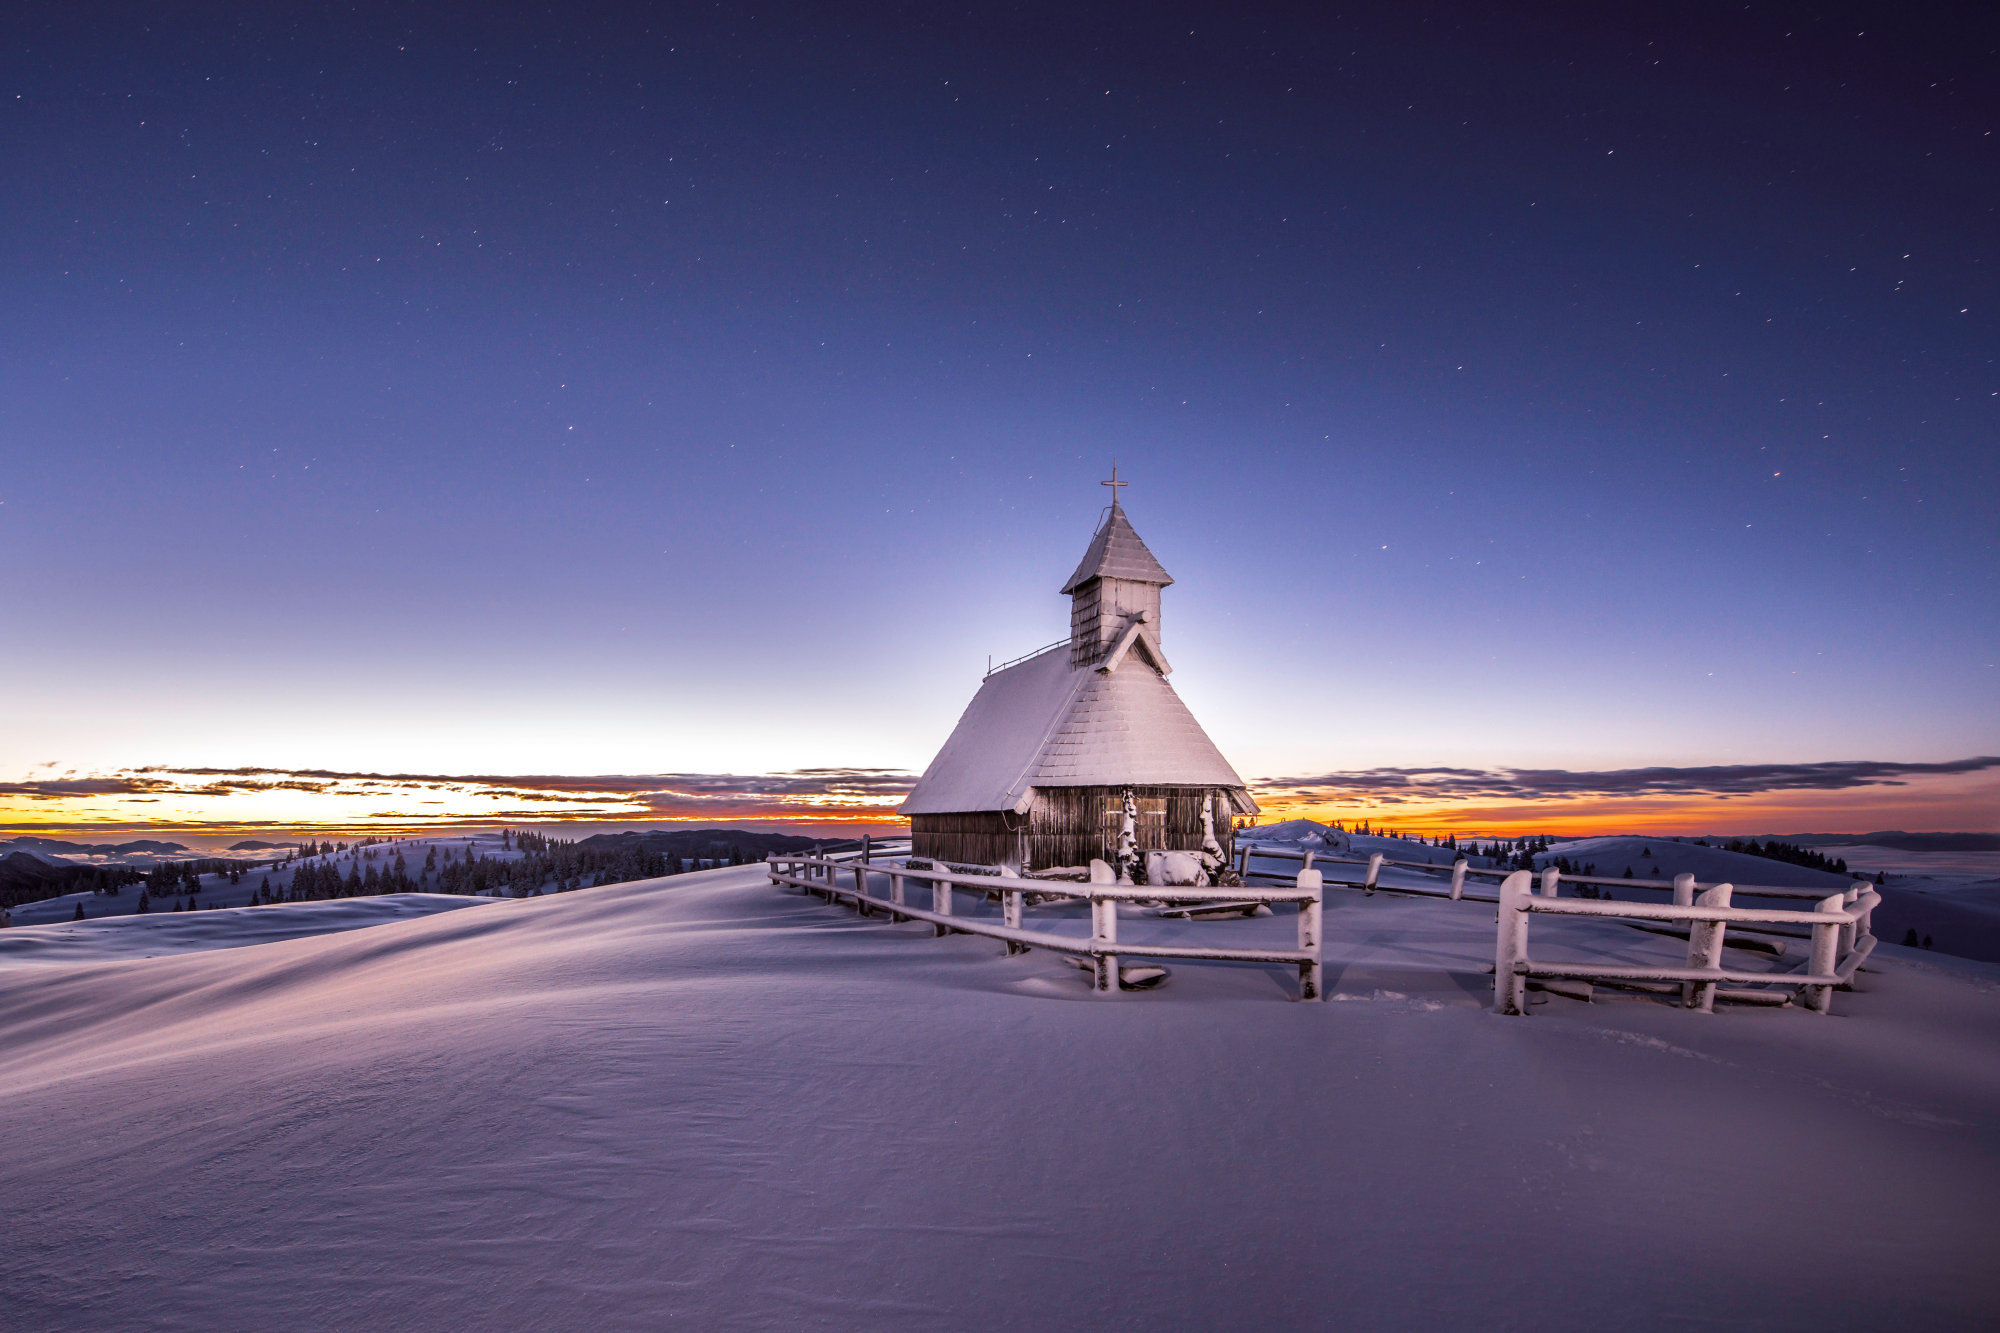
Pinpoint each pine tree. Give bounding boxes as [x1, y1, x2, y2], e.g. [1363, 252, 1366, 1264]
[73, 902, 85, 921]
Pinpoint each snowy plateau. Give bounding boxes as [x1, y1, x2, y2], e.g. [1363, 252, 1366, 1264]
[2, 836, 1998, 1330]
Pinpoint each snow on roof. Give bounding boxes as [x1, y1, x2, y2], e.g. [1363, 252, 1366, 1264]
[1059, 503, 1173, 594]
[899, 642, 1252, 816]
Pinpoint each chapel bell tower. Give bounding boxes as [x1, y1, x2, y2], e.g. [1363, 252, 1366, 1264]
[1061, 466, 1174, 669]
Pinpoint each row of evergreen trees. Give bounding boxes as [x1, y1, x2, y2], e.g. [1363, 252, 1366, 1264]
[247, 832, 758, 903]
[69, 865, 144, 895]
[1316, 821, 1557, 865]
[0, 861, 144, 912]
[135, 859, 247, 896]
[275, 852, 416, 901]
[1722, 839, 1850, 875]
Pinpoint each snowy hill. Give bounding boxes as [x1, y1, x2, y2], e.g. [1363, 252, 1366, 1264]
[2, 835, 510, 925]
[0, 832, 784, 925]
[1545, 835, 1857, 888]
[0, 894, 495, 967]
[2, 862, 1996, 1328]
[0, 837, 194, 865]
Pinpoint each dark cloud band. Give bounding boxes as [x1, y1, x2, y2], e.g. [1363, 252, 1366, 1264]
[1253, 757, 2000, 805]
[6, 758, 1994, 827]
[2, 766, 920, 820]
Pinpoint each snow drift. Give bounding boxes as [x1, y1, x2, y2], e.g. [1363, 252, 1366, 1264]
[2, 864, 1997, 1330]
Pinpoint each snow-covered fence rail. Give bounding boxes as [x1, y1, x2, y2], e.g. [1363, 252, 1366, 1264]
[1490, 870, 1880, 1016]
[1236, 842, 1873, 923]
[767, 854, 1324, 1000]
[1238, 843, 1491, 898]
[799, 836, 913, 864]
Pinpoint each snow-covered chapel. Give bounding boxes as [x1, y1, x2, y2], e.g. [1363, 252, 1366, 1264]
[900, 474, 1257, 877]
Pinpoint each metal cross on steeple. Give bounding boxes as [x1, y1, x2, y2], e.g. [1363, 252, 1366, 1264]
[1101, 461, 1128, 506]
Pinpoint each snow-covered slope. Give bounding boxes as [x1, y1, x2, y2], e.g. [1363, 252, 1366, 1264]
[2, 865, 1996, 1329]
[1548, 836, 1857, 888]
[1236, 817, 1338, 843]
[6, 835, 527, 926]
[1825, 845, 2000, 963]
[0, 894, 495, 967]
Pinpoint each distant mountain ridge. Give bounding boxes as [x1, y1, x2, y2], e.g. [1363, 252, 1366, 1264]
[0, 851, 124, 912]
[574, 828, 820, 858]
[0, 837, 192, 859]
[1759, 832, 2000, 852]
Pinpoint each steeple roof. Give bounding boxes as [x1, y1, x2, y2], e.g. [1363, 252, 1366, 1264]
[1059, 503, 1174, 594]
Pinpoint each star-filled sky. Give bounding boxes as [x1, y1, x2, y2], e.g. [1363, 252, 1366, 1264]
[3, 3, 1995, 837]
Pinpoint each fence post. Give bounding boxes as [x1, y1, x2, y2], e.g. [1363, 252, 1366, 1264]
[933, 874, 953, 936]
[1450, 859, 1468, 900]
[1297, 868, 1324, 1000]
[1684, 883, 1732, 1013]
[1673, 873, 1695, 908]
[1850, 881, 1873, 943]
[1092, 893, 1120, 993]
[1806, 894, 1843, 1014]
[1004, 888, 1024, 954]
[1540, 866, 1561, 898]
[1494, 871, 1532, 1015]
[1363, 853, 1384, 896]
[853, 863, 870, 916]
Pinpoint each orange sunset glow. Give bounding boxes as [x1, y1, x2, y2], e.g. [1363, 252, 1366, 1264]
[4, 759, 1992, 841]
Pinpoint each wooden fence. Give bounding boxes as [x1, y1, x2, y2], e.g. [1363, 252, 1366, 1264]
[1234, 841, 1879, 1014]
[1239, 841, 1873, 912]
[768, 853, 1324, 999]
[1492, 870, 1880, 1015]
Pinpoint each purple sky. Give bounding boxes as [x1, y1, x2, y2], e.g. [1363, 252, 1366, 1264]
[2, 3, 1995, 832]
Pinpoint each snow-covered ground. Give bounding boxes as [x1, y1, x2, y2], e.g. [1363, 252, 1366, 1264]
[2, 862, 1996, 1329]
[0, 895, 496, 966]
[1541, 834, 1859, 887]
[1819, 845, 2000, 963]
[1, 834, 718, 927]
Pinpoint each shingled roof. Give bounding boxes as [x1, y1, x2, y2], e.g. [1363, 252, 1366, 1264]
[1059, 503, 1174, 594]
[897, 643, 1253, 816]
